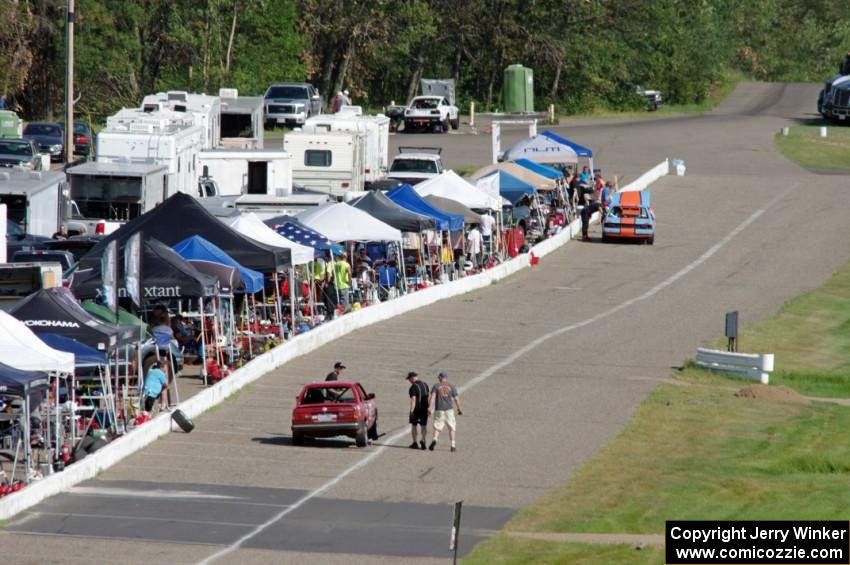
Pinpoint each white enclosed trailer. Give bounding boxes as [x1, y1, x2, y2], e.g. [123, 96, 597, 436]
[219, 88, 265, 149]
[199, 149, 292, 197]
[283, 130, 366, 198]
[304, 108, 390, 184]
[0, 168, 66, 237]
[141, 91, 222, 150]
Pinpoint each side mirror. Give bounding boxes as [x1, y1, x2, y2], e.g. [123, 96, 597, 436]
[367, 393, 375, 400]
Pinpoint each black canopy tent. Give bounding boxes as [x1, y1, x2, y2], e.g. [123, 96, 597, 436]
[349, 190, 437, 232]
[9, 288, 137, 351]
[80, 193, 290, 273]
[71, 238, 219, 300]
[0, 362, 49, 484]
[423, 194, 482, 224]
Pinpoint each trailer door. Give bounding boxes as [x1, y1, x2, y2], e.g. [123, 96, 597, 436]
[247, 161, 268, 194]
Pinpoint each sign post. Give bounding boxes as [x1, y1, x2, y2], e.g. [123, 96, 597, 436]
[449, 500, 463, 565]
[725, 310, 738, 352]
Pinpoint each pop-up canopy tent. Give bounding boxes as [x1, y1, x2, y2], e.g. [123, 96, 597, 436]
[295, 202, 402, 243]
[10, 288, 137, 351]
[80, 193, 290, 273]
[0, 362, 49, 398]
[226, 212, 314, 265]
[470, 161, 557, 190]
[0, 311, 75, 374]
[541, 130, 594, 174]
[414, 171, 502, 210]
[479, 170, 537, 206]
[71, 238, 219, 302]
[424, 195, 481, 224]
[173, 236, 264, 294]
[386, 184, 464, 231]
[264, 216, 342, 256]
[38, 333, 108, 367]
[501, 133, 578, 164]
[349, 190, 436, 232]
[514, 158, 564, 180]
[81, 301, 149, 341]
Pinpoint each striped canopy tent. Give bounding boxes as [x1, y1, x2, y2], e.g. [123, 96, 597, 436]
[469, 161, 558, 190]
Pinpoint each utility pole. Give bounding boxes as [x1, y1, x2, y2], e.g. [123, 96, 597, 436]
[64, 0, 75, 164]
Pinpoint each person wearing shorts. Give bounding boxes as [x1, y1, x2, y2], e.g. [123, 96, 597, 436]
[407, 371, 429, 450]
[142, 362, 169, 413]
[428, 371, 463, 452]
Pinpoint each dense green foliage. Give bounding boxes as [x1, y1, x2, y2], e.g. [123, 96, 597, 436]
[2, 0, 850, 120]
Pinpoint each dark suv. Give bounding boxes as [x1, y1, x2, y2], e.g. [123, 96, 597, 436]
[264, 83, 324, 128]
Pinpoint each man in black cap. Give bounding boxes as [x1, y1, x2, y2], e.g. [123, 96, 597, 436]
[326, 361, 346, 381]
[406, 371, 429, 450]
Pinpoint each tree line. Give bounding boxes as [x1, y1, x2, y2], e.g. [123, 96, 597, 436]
[2, 0, 849, 121]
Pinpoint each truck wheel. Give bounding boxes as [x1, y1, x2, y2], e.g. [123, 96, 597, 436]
[355, 424, 368, 447]
[450, 118, 459, 130]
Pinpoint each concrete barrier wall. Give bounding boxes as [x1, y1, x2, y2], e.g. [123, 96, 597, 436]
[0, 159, 670, 520]
[621, 159, 669, 192]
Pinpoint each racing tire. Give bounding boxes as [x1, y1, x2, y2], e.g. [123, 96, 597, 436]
[355, 423, 368, 448]
[647, 236, 655, 245]
[601, 235, 611, 243]
[171, 409, 195, 433]
[292, 431, 304, 445]
[450, 117, 459, 130]
[367, 417, 379, 441]
[88, 438, 108, 454]
[72, 435, 95, 462]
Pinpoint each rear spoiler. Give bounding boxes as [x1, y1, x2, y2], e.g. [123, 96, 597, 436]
[398, 146, 442, 155]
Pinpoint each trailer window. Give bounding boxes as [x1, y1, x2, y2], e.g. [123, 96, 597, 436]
[305, 150, 332, 167]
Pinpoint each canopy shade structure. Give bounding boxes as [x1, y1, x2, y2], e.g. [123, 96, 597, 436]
[469, 162, 557, 190]
[264, 216, 343, 255]
[0, 311, 75, 374]
[9, 288, 137, 351]
[173, 236, 265, 294]
[0, 362, 49, 397]
[386, 184, 464, 231]
[38, 333, 108, 367]
[71, 238, 219, 301]
[349, 190, 436, 232]
[414, 171, 502, 210]
[541, 130, 593, 157]
[226, 212, 314, 265]
[482, 170, 537, 206]
[513, 158, 564, 180]
[81, 301, 149, 341]
[501, 133, 578, 164]
[295, 203, 402, 243]
[424, 195, 482, 224]
[80, 193, 290, 273]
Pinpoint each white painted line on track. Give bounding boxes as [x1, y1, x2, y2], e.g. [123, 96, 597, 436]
[69, 486, 238, 500]
[28, 511, 263, 528]
[197, 205, 769, 565]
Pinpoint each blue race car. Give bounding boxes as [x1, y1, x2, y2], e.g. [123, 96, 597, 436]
[601, 190, 655, 245]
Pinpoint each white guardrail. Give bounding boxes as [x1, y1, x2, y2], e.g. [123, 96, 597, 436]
[0, 160, 672, 520]
[695, 348, 775, 384]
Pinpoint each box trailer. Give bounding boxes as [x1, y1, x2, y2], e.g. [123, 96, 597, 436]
[304, 108, 390, 185]
[141, 90, 221, 150]
[97, 109, 204, 197]
[0, 262, 63, 311]
[199, 149, 292, 197]
[284, 130, 366, 198]
[219, 88, 265, 149]
[0, 168, 66, 237]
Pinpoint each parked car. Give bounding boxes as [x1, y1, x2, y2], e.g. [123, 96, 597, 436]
[264, 83, 323, 128]
[601, 190, 655, 244]
[23, 122, 64, 161]
[43, 235, 103, 262]
[0, 138, 43, 170]
[636, 86, 663, 111]
[72, 122, 93, 157]
[6, 220, 51, 258]
[403, 96, 459, 133]
[291, 381, 378, 447]
[11, 249, 77, 274]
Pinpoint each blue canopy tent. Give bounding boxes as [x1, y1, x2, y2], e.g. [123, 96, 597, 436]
[173, 236, 264, 294]
[501, 134, 578, 164]
[484, 170, 537, 205]
[38, 333, 107, 367]
[386, 184, 464, 231]
[541, 130, 594, 176]
[0, 362, 49, 482]
[514, 158, 564, 179]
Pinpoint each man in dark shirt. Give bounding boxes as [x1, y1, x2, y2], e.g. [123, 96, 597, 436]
[406, 371, 429, 450]
[428, 371, 463, 452]
[326, 361, 345, 381]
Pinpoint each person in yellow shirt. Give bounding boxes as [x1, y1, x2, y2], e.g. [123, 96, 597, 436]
[332, 254, 352, 312]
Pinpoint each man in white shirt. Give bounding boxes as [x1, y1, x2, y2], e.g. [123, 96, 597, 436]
[479, 211, 495, 256]
[467, 224, 483, 268]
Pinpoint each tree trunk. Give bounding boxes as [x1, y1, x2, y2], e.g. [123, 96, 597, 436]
[224, 0, 238, 76]
[320, 42, 336, 99]
[550, 61, 562, 100]
[406, 46, 425, 103]
[332, 40, 354, 95]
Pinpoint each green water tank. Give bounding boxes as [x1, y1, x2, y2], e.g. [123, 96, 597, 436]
[503, 64, 534, 113]
[0, 110, 22, 138]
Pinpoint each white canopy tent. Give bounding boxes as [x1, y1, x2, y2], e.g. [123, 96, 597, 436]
[225, 212, 315, 266]
[296, 202, 402, 242]
[0, 311, 74, 373]
[414, 170, 502, 210]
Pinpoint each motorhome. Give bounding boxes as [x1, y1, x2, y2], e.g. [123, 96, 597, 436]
[140, 91, 221, 150]
[284, 130, 366, 198]
[97, 108, 204, 196]
[198, 149, 292, 197]
[219, 88, 265, 149]
[303, 108, 390, 185]
[0, 168, 66, 237]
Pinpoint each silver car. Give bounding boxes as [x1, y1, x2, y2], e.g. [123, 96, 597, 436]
[0, 138, 43, 170]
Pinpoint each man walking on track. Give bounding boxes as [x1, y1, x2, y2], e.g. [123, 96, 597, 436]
[407, 371, 429, 450]
[428, 371, 463, 452]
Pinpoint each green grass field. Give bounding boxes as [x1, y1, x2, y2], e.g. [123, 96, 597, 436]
[465, 256, 850, 563]
[774, 121, 850, 172]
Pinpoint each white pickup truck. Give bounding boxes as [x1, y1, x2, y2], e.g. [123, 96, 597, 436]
[387, 147, 445, 185]
[403, 96, 459, 133]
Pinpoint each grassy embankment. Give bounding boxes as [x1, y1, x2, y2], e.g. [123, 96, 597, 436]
[774, 120, 850, 173]
[465, 163, 850, 564]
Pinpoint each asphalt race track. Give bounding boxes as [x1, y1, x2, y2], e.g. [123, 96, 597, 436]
[4, 83, 849, 565]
